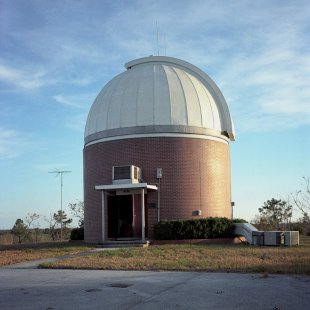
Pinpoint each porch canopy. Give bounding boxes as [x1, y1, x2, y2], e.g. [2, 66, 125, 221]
[95, 183, 158, 242]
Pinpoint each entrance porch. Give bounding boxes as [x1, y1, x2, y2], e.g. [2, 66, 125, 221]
[95, 183, 158, 243]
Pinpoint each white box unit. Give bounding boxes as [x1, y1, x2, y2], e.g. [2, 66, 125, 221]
[112, 165, 141, 184]
[263, 231, 299, 246]
[264, 231, 285, 246]
[284, 231, 299, 246]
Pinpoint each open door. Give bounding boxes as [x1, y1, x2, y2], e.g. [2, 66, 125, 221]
[107, 195, 133, 239]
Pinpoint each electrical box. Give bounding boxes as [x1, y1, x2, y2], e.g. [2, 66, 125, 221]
[157, 168, 162, 179]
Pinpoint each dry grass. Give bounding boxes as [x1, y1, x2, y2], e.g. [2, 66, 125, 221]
[42, 236, 310, 275]
[0, 242, 95, 266]
[2, 238, 309, 274]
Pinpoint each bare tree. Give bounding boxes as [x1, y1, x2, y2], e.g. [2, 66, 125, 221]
[25, 213, 40, 228]
[291, 176, 310, 222]
[291, 177, 310, 234]
[44, 214, 58, 241]
[252, 214, 269, 231]
[68, 201, 84, 227]
[24, 213, 40, 242]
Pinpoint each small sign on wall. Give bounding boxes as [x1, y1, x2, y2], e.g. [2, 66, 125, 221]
[116, 189, 141, 195]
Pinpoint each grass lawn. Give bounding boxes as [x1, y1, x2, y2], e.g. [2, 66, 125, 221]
[41, 236, 310, 275]
[1, 237, 309, 274]
[0, 242, 95, 266]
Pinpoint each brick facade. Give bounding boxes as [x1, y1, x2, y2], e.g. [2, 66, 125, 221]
[84, 136, 231, 243]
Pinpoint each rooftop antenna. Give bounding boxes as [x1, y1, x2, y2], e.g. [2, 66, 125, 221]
[164, 33, 167, 56]
[155, 20, 159, 56]
[49, 169, 72, 240]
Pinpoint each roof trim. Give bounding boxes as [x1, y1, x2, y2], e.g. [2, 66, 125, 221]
[85, 132, 229, 148]
[95, 183, 158, 191]
[84, 124, 230, 145]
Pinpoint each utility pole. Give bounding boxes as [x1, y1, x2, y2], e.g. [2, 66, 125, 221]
[49, 169, 72, 240]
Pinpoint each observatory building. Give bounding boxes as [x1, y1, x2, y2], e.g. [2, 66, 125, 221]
[84, 56, 235, 243]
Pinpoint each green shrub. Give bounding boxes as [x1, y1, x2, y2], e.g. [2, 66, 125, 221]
[233, 218, 248, 223]
[154, 217, 235, 240]
[70, 227, 84, 240]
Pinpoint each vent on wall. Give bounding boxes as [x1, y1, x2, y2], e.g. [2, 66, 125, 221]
[112, 165, 141, 184]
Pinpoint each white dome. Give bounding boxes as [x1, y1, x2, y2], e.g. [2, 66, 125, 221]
[85, 56, 235, 145]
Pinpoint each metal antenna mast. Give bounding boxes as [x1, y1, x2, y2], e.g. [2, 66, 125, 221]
[49, 169, 72, 240]
[155, 20, 159, 56]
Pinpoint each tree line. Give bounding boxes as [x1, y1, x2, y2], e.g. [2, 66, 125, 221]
[253, 177, 310, 234]
[10, 201, 84, 243]
[7, 177, 310, 243]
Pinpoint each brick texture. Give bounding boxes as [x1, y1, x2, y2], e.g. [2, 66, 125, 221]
[84, 137, 231, 243]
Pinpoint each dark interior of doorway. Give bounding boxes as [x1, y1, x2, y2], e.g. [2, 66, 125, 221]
[108, 195, 133, 239]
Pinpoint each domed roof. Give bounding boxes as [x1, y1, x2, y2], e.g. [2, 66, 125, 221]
[85, 56, 235, 145]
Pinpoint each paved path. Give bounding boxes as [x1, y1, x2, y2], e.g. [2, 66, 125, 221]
[1, 248, 112, 269]
[0, 266, 309, 309]
[1, 250, 310, 309]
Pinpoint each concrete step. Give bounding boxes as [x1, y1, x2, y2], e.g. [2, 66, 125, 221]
[96, 240, 150, 248]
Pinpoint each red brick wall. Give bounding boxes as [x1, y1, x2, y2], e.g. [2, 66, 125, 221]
[84, 137, 231, 243]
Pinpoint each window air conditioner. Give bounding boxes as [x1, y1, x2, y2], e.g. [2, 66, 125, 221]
[112, 165, 141, 184]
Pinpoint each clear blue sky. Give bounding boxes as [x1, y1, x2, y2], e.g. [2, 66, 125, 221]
[0, 0, 309, 229]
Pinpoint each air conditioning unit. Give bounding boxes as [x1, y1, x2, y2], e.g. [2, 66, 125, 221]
[263, 231, 285, 246]
[263, 231, 299, 246]
[252, 231, 264, 246]
[112, 165, 141, 184]
[284, 231, 299, 246]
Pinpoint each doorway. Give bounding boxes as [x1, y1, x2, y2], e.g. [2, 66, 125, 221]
[107, 195, 133, 239]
